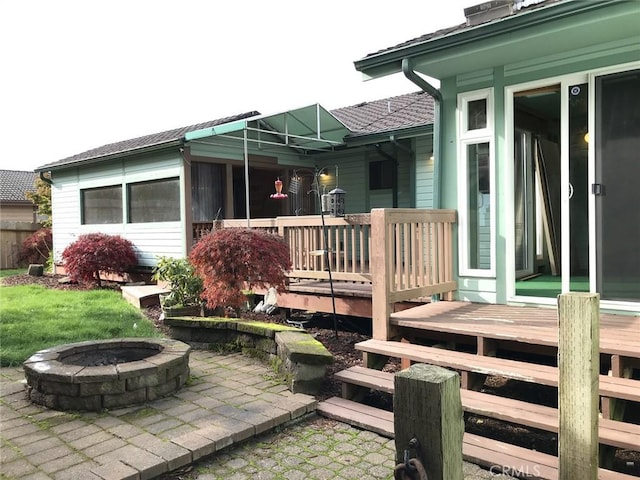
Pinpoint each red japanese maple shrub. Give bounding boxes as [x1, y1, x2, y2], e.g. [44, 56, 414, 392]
[62, 233, 137, 286]
[19, 227, 52, 265]
[189, 228, 291, 310]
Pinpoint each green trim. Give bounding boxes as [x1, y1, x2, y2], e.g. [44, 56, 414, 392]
[184, 119, 248, 141]
[354, 0, 623, 79]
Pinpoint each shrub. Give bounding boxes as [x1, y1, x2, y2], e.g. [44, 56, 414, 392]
[19, 227, 52, 266]
[152, 256, 203, 307]
[189, 228, 291, 310]
[62, 233, 137, 286]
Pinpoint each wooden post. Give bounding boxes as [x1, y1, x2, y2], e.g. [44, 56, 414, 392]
[394, 364, 463, 480]
[557, 292, 599, 480]
[371, 208, 391, 340]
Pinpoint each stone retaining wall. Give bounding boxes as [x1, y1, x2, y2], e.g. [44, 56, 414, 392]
[164, 317, 333, 395]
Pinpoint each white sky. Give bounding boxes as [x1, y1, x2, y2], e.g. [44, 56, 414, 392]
[0, 0, 473, 172]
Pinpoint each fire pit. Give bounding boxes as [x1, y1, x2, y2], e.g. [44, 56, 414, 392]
[23, 338, 190, 411]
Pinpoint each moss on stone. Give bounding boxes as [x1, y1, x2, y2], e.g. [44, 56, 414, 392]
[275, 331, 333, 365]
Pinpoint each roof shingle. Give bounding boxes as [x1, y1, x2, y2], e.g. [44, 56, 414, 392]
[36, 111, 260, 172]
[331, 91, 434, 137]
[361, 0, 560, 60]
[0, 170, 38, 202]
[36, 91, 435, 172]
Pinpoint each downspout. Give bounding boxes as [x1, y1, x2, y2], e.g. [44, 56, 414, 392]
[402, 58, 444, 303]
[39, 171, 53, 185]
[402, 58, 442, 209]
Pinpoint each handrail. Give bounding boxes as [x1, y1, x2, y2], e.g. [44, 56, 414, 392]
[193, 214, 372, 283]
[370, 208, 457, 340]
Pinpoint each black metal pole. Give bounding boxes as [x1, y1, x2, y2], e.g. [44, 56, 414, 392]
[316, 170, 339, 339]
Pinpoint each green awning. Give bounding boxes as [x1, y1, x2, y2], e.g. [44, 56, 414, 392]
[184, 104, 350, 152]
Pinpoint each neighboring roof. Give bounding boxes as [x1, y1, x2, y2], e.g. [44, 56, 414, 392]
[0, 170, 37, 203]
[35, 111, 260, 172]
[331, 91, 434, 137]
[361, 0, 560, 61]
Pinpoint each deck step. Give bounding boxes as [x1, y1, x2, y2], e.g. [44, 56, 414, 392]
[355, 339, 640, 403]
[336, 366, 640, 451]
[317, 396, 394, 437]
[317, 396, 639, 480]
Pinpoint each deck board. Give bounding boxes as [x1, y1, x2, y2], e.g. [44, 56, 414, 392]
[390, 301, 640, 359]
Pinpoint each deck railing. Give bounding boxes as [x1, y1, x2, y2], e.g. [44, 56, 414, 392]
[193, 208, 457, 339]
[194, 215, 372, 283]
[370, 208, 457, 339]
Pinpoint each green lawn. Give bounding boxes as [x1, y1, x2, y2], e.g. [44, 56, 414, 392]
[0, 269, 25, 279]
[0, 283, 162, 367]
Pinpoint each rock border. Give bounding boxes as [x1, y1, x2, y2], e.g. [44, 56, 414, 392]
[164, 317, 333, 395]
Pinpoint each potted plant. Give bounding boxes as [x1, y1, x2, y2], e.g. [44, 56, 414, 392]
[152, 256, 204, 317]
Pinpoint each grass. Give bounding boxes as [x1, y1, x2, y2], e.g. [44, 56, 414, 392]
[0, 269, 25, 279]
[0, 283, 162, 367]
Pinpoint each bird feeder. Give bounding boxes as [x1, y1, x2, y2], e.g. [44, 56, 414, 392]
[328, 187, 346, 217]
[270, 178, 288, 199]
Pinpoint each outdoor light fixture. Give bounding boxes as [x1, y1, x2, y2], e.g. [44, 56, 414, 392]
[270, 177, 288, 199]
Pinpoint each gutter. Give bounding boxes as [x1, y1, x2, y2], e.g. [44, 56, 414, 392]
[355, 0, 619, 76]
[402, 58, 442, 209]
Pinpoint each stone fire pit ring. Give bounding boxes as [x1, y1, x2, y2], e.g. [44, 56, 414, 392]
[23, 338, 190, 412]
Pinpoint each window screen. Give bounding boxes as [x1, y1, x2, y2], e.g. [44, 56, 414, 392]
[81, 185, 122, 224]
[128, 178, 180, 223]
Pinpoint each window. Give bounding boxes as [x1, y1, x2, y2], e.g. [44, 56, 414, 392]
[128, 177, 180, 223]
[458, 88, 494, 276]
[81, 185, 122, 224]
[369, 160, 394, 190]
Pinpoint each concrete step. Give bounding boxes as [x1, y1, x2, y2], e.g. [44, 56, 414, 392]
[121, 284, 169, 308]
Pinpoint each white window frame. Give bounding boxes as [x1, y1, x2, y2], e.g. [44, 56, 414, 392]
[457, 88, 496, 277]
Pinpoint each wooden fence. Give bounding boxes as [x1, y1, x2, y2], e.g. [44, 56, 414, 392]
[0, 221, 40, 269]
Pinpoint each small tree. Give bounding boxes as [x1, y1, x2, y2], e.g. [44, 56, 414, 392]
[19, 227, 52, 266]
[26, 176, 52, 228]
[62, 233, 137, 286]
[189, 228, 291, 311]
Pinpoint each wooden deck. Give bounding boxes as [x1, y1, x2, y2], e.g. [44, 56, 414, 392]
[390, 301, 640, 374]
[318, 300, 640, 479]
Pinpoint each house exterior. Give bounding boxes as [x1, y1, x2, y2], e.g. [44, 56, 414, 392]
[0, 170, 39, 269]
[354, 0, 640, 314]
[35, 92, 434, 273]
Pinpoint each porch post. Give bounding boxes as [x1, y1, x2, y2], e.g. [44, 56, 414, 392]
[244, 128, 250, 228]
[371, 208, 391, 340]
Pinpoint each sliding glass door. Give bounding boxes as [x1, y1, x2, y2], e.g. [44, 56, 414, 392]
[595, 69, 640, 302]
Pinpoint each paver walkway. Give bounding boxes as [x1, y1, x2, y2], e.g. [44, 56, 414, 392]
[175, 416, 516, 480]
[1, 349, 515, 480]
[0, 351, 316, 480]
